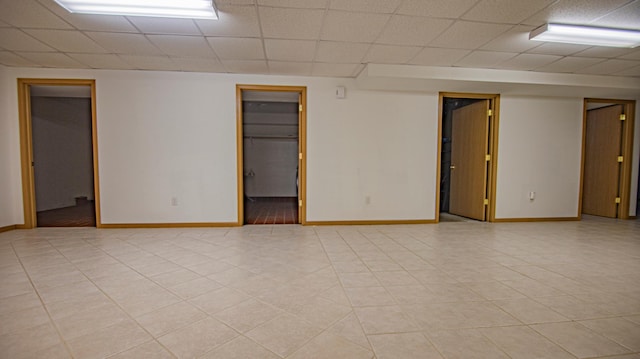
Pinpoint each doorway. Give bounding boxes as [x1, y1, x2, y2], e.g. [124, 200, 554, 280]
[581, 99, 635, 219]
[18, 79, 101, 228]
[438, 93, 500, 222]
[236, 85, 306, 225]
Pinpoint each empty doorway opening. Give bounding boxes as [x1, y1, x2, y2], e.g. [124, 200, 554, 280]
[18, 79, 100, 228]
[438, 93, 500, 222]
[581, 99, 635, 219]
[236, 85, 307, 225]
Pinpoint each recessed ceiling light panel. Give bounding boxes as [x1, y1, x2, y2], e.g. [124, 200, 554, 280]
[530, 23, 640, 48]
[53, 0, 219, 19]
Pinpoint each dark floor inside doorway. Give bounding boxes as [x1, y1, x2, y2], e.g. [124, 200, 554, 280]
[245, 197, 298, 224]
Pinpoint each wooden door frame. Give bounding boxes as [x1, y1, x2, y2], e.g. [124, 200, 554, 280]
[580, 98, 635, 219]
[17, 78, 101, 229]
[436, 92, 500, 223]
[235, 84, 307, 225]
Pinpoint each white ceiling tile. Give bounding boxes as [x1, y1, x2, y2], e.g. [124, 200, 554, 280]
[259, 7, 325, 40]
[312, 63, 361, 77]
[523, 0, 632, 26]
[463, 0, 556, 24]
[480, 25, 539, 53]
[527, 43, 591, 56]
[496, 53, 562, 70]
[574, 47, 636, 59]
[397, 0, 479, 19]
[613, 65, 640, 77]
[148, 35, 215, 58]
[196, 5, 260, 37]
[264, 39, 316, 62]
[315, 41, 370, 63]
[268, 61, 313, 76]
[258, 0, 328, 8]
[127, 17, 201, 35]
[329, 0, 402, 14]
[67, 53, 133, 70]
[170, 57, 226, 73]
[119, 55, 176, 71]
[321, 11, 390, 43]
[576, 59, 640, 75]
[587, 1, 640, 29]
[24, 30, 108, 53]
[38, 1, 139, 32]
[376, 16, 452, 46]
[222, 60, 269, 74]
[429, 21, 512, 49]
[85, 32, 162, 55]
[0, 51, 40, 67]
[0, 0, 72, 29]
[364, 45, 421, 64]
[455, 50, 518, 68]
[409, 47, 471, 66]
[208, 37, 264, 60]
[18, 52, 88, 68]
[536, 57, 605, 73]
[0, 28, 55, 52]
[217, 0, 255, 4]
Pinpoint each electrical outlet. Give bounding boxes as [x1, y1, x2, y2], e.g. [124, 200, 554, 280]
[529, 192, 535, 201]
[171, 197, 178, 206]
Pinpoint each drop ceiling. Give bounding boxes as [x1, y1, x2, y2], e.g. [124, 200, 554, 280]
[0, 0, 639, 79]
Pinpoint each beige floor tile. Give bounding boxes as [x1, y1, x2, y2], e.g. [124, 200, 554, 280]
[213, 299, 283, 333]
[626, 315, 640, 325]
[108, 340, 174, 359]
[158, 317, 238, 358]
[327, 312, 371, 349]
[480, 326, 575, 359]
[53, 302, 130, 340]
[107, 282, 182, 317]
[385, 284, 435, 304]
[286, 296, 352, 328]
[531, 321, 631, 358]
[579, 317, 640, 351]
[45, 291, 114, 320]
[332, 260, 370, 273]
[189, 287, 252, 314]
[363, 259, 404, 272]
[501, 277, 566, 297]
[493, 297, 569, 324]
[345, 286, 396, 307]
[245, 313, 323, 357]
[374, 270, 421, 286]
[427, 328, 510, 359]
[184, 260, 235, 276]
[0, 292, 43, 316]
[368, 332, 443, 359]
[338, 272, 381, 287]
[534, 295, 614, 320]
[423, 282, 484, 302]
[67, 320, 151, 359]
[0, 305, 51, 336]
[318, 284, 352, 306]
[150, 268, 201, 288]
[135, 301, 208, 337]
[36, 279, 101, 304]
[288, 332, 374, 359]
[403, 301, 519, 330]
[354, 305, 419, 334]
[168, 277, 222, 299]
[465, 281, 527, 300]
[199, 335, 279, 359]
[0, 322, 64, 359]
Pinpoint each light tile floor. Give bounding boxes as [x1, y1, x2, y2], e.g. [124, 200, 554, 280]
[1, 216, 639, 358]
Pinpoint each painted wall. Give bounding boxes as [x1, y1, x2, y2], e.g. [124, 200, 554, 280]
[496, 96, 583, 218]
[0, 66, 638, 226]
[31, 97, 93, 211]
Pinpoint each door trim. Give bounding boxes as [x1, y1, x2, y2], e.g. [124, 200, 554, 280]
[580, 98, 635, 219]
[17, 78, 101, 228]
[436, 92, 500, 223]
[236, 84, 307, 225]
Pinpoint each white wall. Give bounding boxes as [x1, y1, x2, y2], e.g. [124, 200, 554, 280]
[0, 65, 20, 228]
[31, 97, 93, 211]
[496, 96, 583, 218]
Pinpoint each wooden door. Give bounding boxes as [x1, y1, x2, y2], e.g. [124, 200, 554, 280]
[449, 100, 490, 220]
[582, 105, 623, 218]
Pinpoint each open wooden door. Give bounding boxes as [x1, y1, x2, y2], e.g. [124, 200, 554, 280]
[449, 100, 490, 220]
[582, 104, 624, 218]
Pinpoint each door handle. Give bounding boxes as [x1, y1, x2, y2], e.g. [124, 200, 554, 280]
[450, 165, 456, 170]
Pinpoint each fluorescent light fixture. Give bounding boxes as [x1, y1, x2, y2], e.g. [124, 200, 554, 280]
[53, 0, 218, 19]
[530, 23, 640, 48]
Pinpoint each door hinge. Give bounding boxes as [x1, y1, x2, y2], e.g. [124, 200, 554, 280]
[483, 199, 489, 205]
[617, 156, 623, 163]
[615, 197, 621, 204]
[298, 200, 303, 207]
[299, 104, 303, 112]
[620, 114, 626, 121]
[485, 154, 491, 161]
[299, 153, 302, 160]
[487, 109, 493, 117]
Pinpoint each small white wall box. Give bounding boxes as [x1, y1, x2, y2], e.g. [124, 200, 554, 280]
[336, 86, 346, 99]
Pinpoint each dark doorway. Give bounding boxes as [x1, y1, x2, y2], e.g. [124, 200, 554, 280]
[30, 86, 96, 227]
[241, 91, 300, 224]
